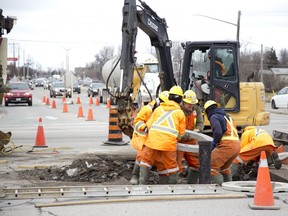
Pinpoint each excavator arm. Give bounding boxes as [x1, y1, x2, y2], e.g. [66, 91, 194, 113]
[118, 0, 176, 138]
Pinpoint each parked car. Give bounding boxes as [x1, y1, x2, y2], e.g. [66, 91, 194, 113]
[87, 82, 106, 97]
[271, 86, 288, 109]
[73, 81, 81, 94]
[4, 82, 33, 106]
[50, 82, 72, 98]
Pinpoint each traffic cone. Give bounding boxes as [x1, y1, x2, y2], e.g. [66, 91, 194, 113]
[62, 102, 68, 113]
[34, 118, 47, 148]
[106, 97, 111, 108]
[95, 96, 100, 106]
[51, 100, 56, 109]
[62, 95, 66, 103]
[248, 151, 280, 210]
[45, 97, 50, 106]
[89, 96, 93, 105]
[86, 106, 95, 121]
[42, 96, 46, 103]
[104, 108, 127, 145]
[77, 105, 84, 118]
[76, 96, 81, 104]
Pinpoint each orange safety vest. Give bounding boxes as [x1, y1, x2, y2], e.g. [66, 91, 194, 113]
[146, 102, 186, 151]
[215, 60, 226, 75]
[240, 128, 275, 153]
[130, 100, 155, 151]
[185, 110, 197, 130]
[221, 116, 239, 141]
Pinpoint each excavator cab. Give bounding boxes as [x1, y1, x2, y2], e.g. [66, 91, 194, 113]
[181, 41, 240, 112]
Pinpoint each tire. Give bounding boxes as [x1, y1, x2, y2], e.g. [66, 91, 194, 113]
[28, 101, 32, 106]
[5, 101, 8, 106]
[271, 100, 278, 109]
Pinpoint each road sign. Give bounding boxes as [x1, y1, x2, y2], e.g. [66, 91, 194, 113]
[7, 57, 18, 61]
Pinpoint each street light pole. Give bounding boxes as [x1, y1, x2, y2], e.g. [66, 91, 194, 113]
[193, 11, 241, 42]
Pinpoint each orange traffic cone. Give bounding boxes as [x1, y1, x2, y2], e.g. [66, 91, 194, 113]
[62, 102, 68, 113]
[95, 96, 100, 106]
[42, 96, 46, 103]
[62, 95, 66, 103]
[89, 96, 93, 105]
[46, 97, 50, 106]
[104, 108, 127, 145]
[76, 96, 81, 104]
[249, 151, 280, 210]
[51, 100, 56, 109]
[77, 105, 84, 118]
[34, 118, 47, 148]
[86, 106, 95, 121]
[106, 97, 111, 108]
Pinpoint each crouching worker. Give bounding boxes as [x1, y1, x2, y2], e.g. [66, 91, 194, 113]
[139, 86, 186, 184]
[130, 91, 170, 184]
[204, 100, 240, 186]
[177, 90, 204, 184]
[231, 126, 282, 179]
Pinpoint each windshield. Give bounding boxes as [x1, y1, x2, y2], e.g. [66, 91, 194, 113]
[92, 83, 105, 88]
[54, 82, 64, 87]
[8, 82, 29, 90]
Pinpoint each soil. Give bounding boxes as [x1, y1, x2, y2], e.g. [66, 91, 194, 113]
[16, 156, 162, 185]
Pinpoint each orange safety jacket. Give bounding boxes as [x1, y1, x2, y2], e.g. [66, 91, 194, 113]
[215, 60, 226, 75]
[130, 100, 156, 151]
[146, 101, 186, 151]
[240, 128, 275, 153]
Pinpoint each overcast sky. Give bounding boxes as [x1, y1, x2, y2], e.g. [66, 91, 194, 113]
[1, 0, 288, 71]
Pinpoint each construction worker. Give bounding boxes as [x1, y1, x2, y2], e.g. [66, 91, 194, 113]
[204, 100, 240, 186]
[231, 126, 282, 179]
[139, 85, 186, 184]
[177, 90, 204, 184]
[129, 91, 170, 185]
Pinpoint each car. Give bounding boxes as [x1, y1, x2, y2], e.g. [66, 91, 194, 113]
[87, 82, 106, 97]
[73, 81, 81, 94]
[271, 86, 288, 109]
[4, 82, 33, 106]
[50, 82, 72, 98]
[35, 78, 46, 87]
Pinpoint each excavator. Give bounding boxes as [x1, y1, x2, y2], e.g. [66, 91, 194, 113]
[113, 0, 270, 138]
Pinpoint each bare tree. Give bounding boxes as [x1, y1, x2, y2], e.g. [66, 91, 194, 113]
[279, 48, 288, 66]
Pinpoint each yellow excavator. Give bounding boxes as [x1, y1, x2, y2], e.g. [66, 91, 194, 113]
[109, 0, 269, 138]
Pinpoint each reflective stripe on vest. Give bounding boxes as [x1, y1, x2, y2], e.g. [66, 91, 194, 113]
[221, 116, 239, 141]
[250, 129, 268, 141]
[134, 121, 147, 136]
[150, 107, 179, 137]
[134, 104, 154, 136]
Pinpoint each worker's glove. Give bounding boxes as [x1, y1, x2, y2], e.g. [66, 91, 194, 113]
[210, 140, 216, 151]
[180, 133, 191, 142]
[193, 129, 200, 133]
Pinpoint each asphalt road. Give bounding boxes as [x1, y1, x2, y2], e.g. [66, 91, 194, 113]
[0, 87, 288, 215]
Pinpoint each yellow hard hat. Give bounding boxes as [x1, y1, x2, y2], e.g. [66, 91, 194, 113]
[159, 91, 169, 102]
[204, 100, 218, 111]
[183, 90, 198, 104]
[169, 85, 183, 97]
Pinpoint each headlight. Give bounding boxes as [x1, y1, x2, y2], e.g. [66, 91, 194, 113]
[24, 92, 32, 96]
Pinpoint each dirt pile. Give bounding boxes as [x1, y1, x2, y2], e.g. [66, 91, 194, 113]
[17, 156, 161, 185]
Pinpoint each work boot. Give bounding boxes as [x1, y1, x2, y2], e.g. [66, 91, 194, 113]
[138, 166, 149, 185]
[230, 163, 240, 180]
[223, 173, 232, 182]
[159, 175, 169, 184]
[211, 173, 223, 186]
[187, 169, 199, 184]
[271, 151, 282, 170]
[130, 164, 140, 185]
[168, 172, 178, 184]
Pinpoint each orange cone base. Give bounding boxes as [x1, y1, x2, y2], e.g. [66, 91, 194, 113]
[33, 145, 48, 148]
[248, 202, 280, 210]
